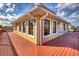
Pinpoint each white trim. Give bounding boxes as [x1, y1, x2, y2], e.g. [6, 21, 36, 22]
[40, 19, 42, 45]
[52, 20, 57, 34]
[28, 35, 34, 38]
[40, 13, 48, 19]
[35, 18, 37, 45]
[43, 35, 51, 38]
[28, 13, 35, 19]
[52, 32, 58, 35]
[14, 6, 38, 22]
[25, 20, 28, 35]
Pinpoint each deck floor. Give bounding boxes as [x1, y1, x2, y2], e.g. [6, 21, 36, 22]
[0, 32, 17, 56]
[39, 32, 79, 56]
[1, 32, 79, 56]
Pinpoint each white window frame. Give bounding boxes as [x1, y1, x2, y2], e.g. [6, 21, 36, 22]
[27, 18, 36, 38]
[43, 18, 51, 38]
[52, 20, 57, 34]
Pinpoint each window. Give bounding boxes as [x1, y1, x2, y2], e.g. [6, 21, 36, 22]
[58, 22, 60, 25]
[44, 19, 50, 36]
[58, 22, 60, 28]
[53, 21, 56, 33]
[28, 19, 36, 35]
[19, 23, 21, 32]
[13, 24, 16, 30]
[15, 23, 18, 30]
[63, 24, 66, 31]
[23, 22, 26, 33]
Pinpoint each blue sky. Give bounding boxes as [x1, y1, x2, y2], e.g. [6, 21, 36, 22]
[0, 3, 79, 27]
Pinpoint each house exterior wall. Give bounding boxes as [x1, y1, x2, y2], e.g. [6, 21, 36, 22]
[13, 17, 68, 45]
[13, 8, 69, 46]
[13, 3, 71, 45]
[14, 19, 37, 45]
[42, 19, 68, 43]
[16, 24, 19, 32]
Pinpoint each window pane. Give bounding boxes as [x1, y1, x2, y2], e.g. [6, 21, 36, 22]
[28, 19, 36, 35]
[23, 22, 26, 33]
[44, 19, 50, 36]
[14, 24, 17, 30]
[63, 24, 65, 31]
[53, 21, 56, 33]
[19, 23, 21, 32]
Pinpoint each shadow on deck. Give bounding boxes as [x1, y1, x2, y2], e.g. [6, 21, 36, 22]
[43, 32, 79, 51]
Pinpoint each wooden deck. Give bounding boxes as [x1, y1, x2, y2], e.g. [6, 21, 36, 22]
[7, 32, 79, 56]
[0, 32, 17, 56]
[39, 32, 79, 56]
[8, 32, 37, 56]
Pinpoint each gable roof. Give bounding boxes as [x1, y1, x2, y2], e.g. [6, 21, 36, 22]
[37, 4, 70, 24]
[37, 3, 56, 14]
[13, 3, 70, 24]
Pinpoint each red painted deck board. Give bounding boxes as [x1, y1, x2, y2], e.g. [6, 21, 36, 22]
[0, 32, 17, 56]
[8, 32, 37, 56]
[57, 47, 65, 56]
[7, 32, 79, 56]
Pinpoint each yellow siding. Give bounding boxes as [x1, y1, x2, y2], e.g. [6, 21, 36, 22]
[16, 24, 19, 31]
